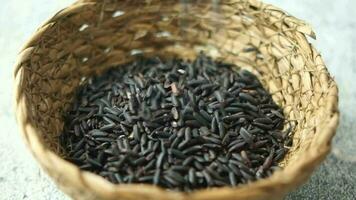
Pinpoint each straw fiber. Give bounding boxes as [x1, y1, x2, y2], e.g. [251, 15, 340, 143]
[14, 0, 339, 199]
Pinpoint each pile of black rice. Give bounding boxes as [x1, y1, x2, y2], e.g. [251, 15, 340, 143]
[60, 53, 293, 191]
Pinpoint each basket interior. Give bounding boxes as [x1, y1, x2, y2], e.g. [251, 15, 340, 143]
[16, 0, 335, 180]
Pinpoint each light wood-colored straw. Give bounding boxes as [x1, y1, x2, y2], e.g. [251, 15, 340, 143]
[14, 0, 339, 199]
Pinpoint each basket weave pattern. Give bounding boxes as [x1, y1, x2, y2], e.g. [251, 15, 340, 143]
[14, 0, 339, 199]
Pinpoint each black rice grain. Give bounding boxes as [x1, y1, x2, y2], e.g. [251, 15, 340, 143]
[60, 53, 292, 191]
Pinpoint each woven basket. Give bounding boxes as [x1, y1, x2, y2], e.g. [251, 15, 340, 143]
[14, 0, 339, 199]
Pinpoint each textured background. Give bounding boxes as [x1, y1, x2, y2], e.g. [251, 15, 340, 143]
[0, 0, 355, 199]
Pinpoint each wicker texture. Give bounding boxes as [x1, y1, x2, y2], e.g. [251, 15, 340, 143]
[14, 0, 339, 199]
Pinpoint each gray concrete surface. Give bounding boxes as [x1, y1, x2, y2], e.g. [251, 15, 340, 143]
[0, 0, 355, 199]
